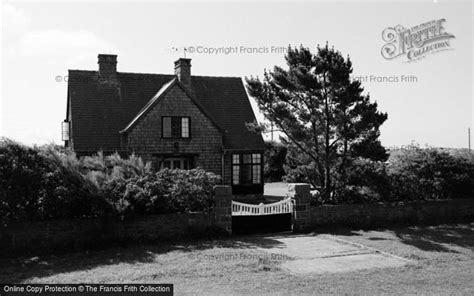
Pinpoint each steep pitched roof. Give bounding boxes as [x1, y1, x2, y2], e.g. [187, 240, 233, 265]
[67, 70, 264, 152]
[190, 76, 265, 151]
[120, 78, 223, 134]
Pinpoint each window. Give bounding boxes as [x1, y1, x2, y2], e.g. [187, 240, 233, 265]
[181, 117, 189, 138]
[160, 158, 190, 170]
[232, 153, 262, 185]
[162, 116, 190, 138]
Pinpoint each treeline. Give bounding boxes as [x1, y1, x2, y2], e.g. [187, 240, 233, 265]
[265, 141, 474, 204]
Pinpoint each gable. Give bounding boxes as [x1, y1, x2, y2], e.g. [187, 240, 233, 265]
[121, 79, 223, 134]
[126, 83, 222, 146]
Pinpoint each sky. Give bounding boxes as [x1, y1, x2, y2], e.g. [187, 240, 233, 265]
[1, 0, 473, 148]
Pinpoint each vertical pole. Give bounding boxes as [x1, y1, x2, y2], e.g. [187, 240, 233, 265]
[469, 127, 471, 152]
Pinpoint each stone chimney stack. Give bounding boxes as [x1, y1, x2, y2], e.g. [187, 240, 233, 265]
[98, 54, 117, 77]
[174, 58, 191, 89]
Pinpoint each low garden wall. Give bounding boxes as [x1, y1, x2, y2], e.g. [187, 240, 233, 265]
[0, 185, 232, 258]
[0, 213, 213, 258]
[309, 199, 474, 229]
[290, 183, 474, 231]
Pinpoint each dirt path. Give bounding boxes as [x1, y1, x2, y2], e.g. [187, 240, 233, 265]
[257, 234, 413, 274]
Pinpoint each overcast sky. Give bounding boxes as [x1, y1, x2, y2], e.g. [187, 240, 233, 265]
[1, 0, 473, 148]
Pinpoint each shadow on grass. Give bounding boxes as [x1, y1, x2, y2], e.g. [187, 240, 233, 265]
[394, 223, 474, 252]
[3, 223, 473, 282]
[0, 235, 285, 283]
[311, 223, 474, 253]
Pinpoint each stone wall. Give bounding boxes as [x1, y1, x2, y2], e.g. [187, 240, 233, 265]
[0, 213, 215, 258]
[308, 199, 474, 229]
[290, 183, 474, 232]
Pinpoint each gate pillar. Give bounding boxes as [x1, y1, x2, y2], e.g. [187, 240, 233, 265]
[288, 183, 311, 232]
[214, 185, 232, 235]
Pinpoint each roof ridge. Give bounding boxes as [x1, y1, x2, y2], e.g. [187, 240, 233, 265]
[68, 70, 96, 73]
[117, 71, 174, 76]
[68, 69, 242, 79]
[192, 75, 242, 79]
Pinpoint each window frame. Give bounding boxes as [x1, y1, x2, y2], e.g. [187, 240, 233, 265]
[231, 153, 263, 186]
[160, 157, 191, 170]
[161, 116, 191, 139]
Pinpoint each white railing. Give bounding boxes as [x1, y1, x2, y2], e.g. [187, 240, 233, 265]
[232, 197, 293, 216]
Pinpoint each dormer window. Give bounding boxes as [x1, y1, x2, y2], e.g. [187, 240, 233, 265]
[162, 116, 190, 139]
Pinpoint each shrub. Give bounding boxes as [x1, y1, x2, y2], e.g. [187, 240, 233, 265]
[160, 168, 220, 212]
[387, 148, 474, 200]
[0, 139, 112, 226]
[310, 148, 474, 205]
[122, 169, 220, 215]
[0, 139, 220, 225]
[119, 174, 170, 215]
[332, 158, 390, 204]
[0, 138, 48, 224]
[76, 153, 220, 216]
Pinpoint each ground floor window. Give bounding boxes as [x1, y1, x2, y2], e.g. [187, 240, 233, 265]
[232, 153, 262, 185]
[156, 157, 191, 170]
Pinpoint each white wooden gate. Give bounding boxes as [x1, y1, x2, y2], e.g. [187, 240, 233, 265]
[231, 197, 293, 216]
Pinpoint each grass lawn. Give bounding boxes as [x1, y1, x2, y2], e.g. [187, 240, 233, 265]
[1, 223, 473, 295]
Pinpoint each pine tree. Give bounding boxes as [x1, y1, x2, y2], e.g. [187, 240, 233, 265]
[246, 44, 388, 201]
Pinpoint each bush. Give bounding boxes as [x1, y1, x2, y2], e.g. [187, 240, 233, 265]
[387, 148, 474, 200]
[310, 148, 474, 205]
[0, 138, 221, 225]
[157, 168, 220, 212]
[0, 140, 112, 226]
[332, 158, 390, 204]
[74, 154, 220, 216]
[123, 169, 220, 215]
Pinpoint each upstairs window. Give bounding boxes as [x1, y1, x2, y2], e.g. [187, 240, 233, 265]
[162, 116, 190, 139]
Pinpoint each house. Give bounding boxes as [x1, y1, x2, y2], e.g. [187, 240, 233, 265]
[63, 54, 265, 195]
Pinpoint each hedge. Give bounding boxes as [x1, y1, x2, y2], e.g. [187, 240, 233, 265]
[0, 138, 220, 226]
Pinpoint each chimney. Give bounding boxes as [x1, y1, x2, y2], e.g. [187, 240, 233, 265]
[98, 54, 117, 77]
[174, 58, 191, 89]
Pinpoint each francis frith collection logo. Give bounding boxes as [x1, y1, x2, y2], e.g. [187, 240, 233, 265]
[381, 19, 455, 62]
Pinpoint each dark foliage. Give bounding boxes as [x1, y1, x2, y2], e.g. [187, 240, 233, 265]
[0, 139, 112, 226]
[0, 139, 220, 226]
[121, 169, 220, 216]
[264, 141, 287, 182]
[387, 148, 474, 201]
[310, 148, 474, 205]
